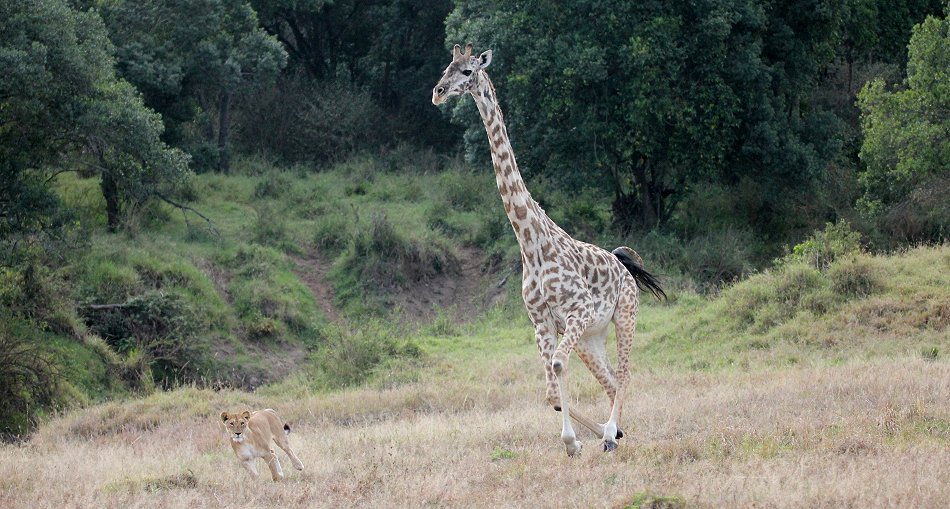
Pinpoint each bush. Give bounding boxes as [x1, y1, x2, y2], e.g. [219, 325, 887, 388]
[253, 171, 292, 199]
[785, 220, 863, 270]
[828, 256, 880, 298]
[252, 202, 289, 246]
[80, 291, 206, 388]
[684, 229, 755, 289]
[313, 209, 353, 254]
[0, 315, 62, 437]
[339, 213, 458, 290]
[309, 320, 421, 389]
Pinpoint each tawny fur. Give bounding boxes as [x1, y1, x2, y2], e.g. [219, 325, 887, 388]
[220, 409, 304, 481]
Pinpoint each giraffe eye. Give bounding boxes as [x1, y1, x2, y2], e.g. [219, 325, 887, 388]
[462, 69, 472, 76]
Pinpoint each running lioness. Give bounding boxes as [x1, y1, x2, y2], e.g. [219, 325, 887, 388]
[220, 409, 304, 481]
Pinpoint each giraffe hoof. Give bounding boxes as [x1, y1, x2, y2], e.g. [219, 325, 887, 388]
[565, 440, 583, 457]
[602, 440, 618, 453]
[616, 429, 624, 439]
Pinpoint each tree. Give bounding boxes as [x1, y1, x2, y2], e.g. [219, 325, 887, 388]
[0, 0, 189, 239]
[446, 0, 845, 236]
[858, 10, 950, 242]
[251, 0, 458, 148]
[100, 0, 287, 172]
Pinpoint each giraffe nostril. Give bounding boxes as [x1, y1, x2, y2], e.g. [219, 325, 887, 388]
[436, 87, 445, 95]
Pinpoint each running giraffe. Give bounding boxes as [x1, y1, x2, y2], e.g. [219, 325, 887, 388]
[432, 43, 666, 456]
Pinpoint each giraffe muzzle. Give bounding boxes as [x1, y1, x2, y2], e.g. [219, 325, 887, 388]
[432, 86, 447, 105]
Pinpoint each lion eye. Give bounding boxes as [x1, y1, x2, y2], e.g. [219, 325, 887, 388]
[462, 69, 472, 76]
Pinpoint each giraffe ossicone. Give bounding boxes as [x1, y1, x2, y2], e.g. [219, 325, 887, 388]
[432, 43, 666, 457]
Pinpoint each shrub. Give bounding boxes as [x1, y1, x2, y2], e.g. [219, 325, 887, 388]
[339, 213, 458, 290]
[234, 76, 385, 165]
[309, 320, 421, 389]
[0, 315, 62, 437]
[80, 291, 206, 388]
[253, 171, 292, 199]
[313, 209, 353, 254]
[785, 220, 862, 270]
[438, 170, 488, 212]
[684, 228, 755, 289]
[828, 256, 880, 298]
[252, 202, 289, 246]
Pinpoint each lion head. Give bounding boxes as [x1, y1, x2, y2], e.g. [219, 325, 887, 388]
[220, 410, 252, 442]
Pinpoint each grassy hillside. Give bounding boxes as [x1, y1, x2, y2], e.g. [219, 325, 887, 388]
[1, 155, 524, 434]
[1, 237, 947, 506]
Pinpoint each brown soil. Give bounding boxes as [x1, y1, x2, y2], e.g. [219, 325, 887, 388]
[290, 246, 511, 326]
[386, 246, 510, 326]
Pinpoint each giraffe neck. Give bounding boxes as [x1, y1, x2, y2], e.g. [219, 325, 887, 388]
[470, 72, 551, 250]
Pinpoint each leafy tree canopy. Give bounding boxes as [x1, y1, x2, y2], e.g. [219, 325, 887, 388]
[0, 0, 188, 244]
[445, 0, 846, 236]
[858, 9, 950, 242]
[98, 0, 286, 171]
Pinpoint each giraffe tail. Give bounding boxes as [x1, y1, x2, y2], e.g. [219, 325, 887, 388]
[611, 246, 667, 301]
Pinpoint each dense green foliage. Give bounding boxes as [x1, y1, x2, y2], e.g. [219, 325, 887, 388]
[98, 0, 287, 172]
[858, 10, 950, 242]
[446, 1, 846, 233]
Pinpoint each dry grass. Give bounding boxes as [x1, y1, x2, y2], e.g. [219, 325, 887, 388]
[3, 351, 950, 508]
[2, 246, 947, 507]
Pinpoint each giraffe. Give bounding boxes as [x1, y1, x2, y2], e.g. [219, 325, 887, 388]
[432, 43, 666, 456]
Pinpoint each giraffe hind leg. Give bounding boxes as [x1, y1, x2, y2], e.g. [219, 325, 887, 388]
[603, 280, 640, 450]
[575, 327, 625, 450]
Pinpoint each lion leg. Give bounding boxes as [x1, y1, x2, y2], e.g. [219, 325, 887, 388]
[274, 436, 304, 471]
[265, 450, 284, 481]
[242, 459, 259, 479]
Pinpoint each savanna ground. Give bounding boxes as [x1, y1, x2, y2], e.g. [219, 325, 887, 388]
[1, 164, 948, 509]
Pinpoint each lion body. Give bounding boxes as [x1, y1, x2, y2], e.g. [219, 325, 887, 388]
[220, 409, 304, 481]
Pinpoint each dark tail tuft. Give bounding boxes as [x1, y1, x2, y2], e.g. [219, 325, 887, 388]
[612, 247, 666, 301]
[283, 423, 291, 434]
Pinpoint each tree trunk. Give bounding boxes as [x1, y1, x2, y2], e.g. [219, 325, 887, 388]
[101, 170, 120, 232]
[196, 90, 216, 142]
[217, 91, 233, 173]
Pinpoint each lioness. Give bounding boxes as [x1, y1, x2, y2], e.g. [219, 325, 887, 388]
[220, 409, 304, 481]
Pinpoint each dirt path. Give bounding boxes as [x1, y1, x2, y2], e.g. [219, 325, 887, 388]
[289, 250, 339, 322]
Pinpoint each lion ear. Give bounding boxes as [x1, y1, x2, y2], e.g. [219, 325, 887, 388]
[241, 410, 251, 420]
[220, 411, 229, 422]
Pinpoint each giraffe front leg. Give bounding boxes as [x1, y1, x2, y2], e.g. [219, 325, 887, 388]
[552, 316, 589, 457]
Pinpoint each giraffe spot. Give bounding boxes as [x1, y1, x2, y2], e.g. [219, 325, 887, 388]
[512, 221, 520, 233]
[514, 205, 527, 220]
[499, 151, 510, 161]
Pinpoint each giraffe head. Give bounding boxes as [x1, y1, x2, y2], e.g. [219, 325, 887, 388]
[432, 42, 492, 105]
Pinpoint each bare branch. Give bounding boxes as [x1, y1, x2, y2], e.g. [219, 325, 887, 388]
[153, 192, 220, 237]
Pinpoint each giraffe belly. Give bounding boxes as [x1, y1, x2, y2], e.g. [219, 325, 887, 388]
[527, 296, 615, 335]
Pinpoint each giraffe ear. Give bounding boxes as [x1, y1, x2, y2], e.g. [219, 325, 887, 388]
[478, 50, 492, 69]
